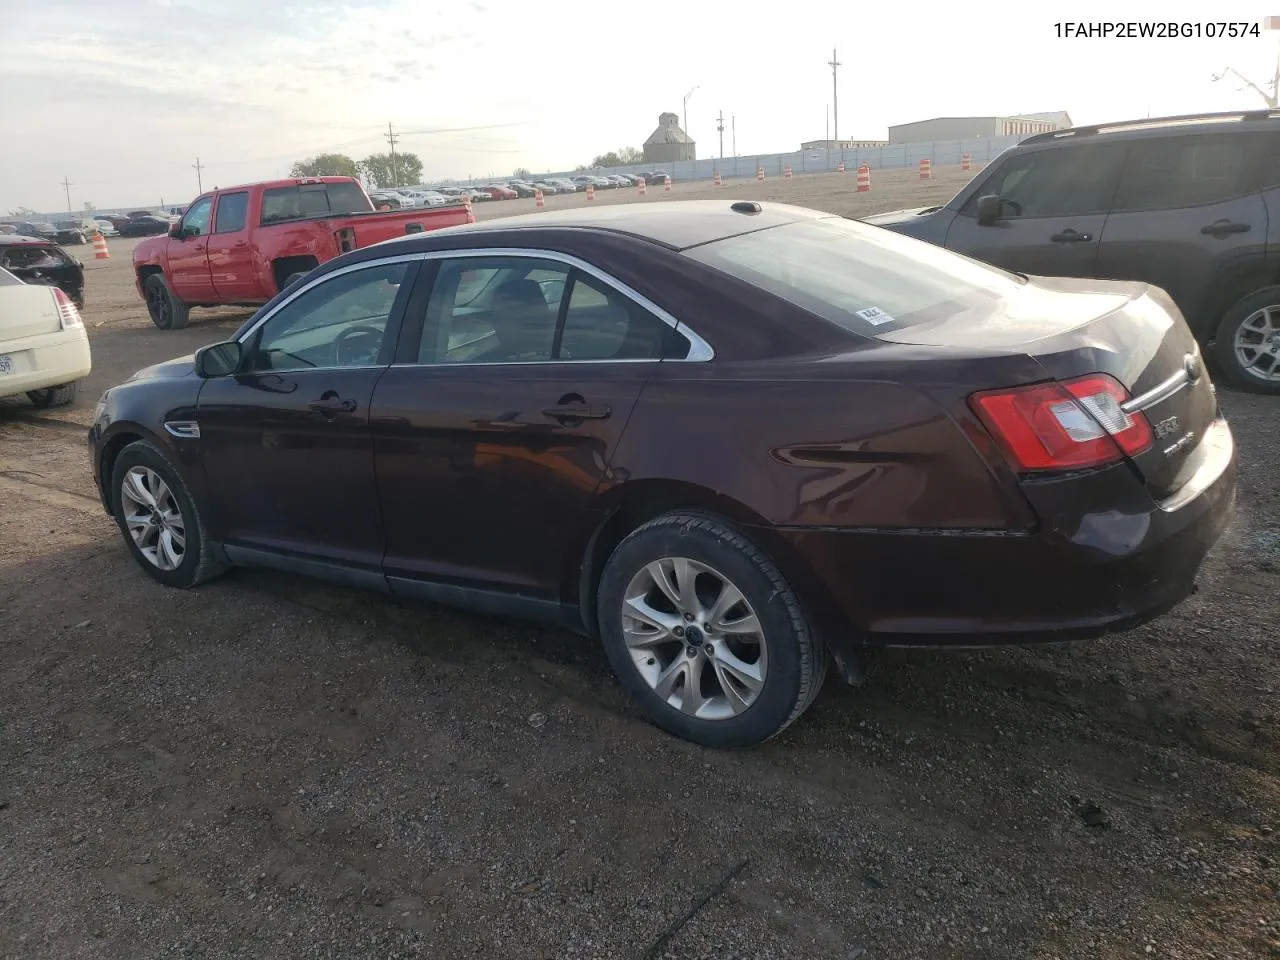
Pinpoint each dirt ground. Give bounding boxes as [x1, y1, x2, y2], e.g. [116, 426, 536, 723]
[1, 167, 1278, 960]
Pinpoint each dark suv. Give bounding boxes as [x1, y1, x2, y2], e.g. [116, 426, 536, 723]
[864, 110, 1280, 393]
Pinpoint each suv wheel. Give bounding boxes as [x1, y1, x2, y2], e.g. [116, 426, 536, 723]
[595, 512, 828, 748]
[1213, 286, 1280, 394]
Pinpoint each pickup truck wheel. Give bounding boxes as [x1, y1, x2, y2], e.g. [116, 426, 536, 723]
[1213, 286, 1280, 395]
[144, 274, 189, 330]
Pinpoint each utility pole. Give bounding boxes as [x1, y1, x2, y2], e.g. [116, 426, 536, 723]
[826, 104, 829, 142]
[828, 47, 842, 142]
[732, 115, 736, 156]
[385, 122, 401, 186]
[683, 86, 698, 134]
[60, 176, 72, 212]
[716, 110, 725, 159]
[193, 157, 204, 194]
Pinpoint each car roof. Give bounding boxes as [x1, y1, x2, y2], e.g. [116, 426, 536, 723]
[386, 199, 833, 251]
[1019, 108, 1280, 147]
[0, 235, 57, 246]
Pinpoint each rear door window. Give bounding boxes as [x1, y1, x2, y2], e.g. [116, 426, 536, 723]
[961, 144, 1126, 218]
[214, 191, 249, 233]
[684, 217, 1026, 336]
[1111, 134, 1256, 211]
[260, 182, 373, 225]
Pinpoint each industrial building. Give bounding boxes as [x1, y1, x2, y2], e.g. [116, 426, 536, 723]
[800, 139, 889, 150]
[888, 112, 1073, 144]
[643, 112, 696, 163]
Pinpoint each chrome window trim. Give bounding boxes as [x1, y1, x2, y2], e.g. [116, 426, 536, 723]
[236, 247, 714, 363]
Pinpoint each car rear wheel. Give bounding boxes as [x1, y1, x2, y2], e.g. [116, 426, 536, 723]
[143, 274, 190, 330]
[1213, 286, 1280, 394]
[110, 440, 228, 588]
[27, 383, 78, 408]
[596, 512, 827, 748]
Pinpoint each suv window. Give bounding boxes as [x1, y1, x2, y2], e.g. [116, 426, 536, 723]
[962, 144, 1126, 218]
[260, 181, 372, 225]
[214, 191, 249, 233]
[1111, 134, 1254, 211]
[244, 262, 410, 372]
[181, 196, 214, 237]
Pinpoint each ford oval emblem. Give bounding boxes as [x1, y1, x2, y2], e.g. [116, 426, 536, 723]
[1183, 353, 1202, 383]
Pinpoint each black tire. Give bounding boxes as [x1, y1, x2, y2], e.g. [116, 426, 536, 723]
[1212, 286, 1280, 394]
[27, 382, 78, 408]
[110, 439, 228, 588]
[143, 273, 189, 330]
[595, 511, 828, 748]
[283, 271, 310, 290]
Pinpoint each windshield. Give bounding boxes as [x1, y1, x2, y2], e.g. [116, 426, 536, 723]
[260, 181, 372, 225]
[683, 217, 1026, 336]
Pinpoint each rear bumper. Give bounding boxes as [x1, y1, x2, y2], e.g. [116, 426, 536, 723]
[0, 328, 92, 398]
[776, 417, 1237, 647]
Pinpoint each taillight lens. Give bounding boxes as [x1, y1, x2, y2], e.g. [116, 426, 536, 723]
[970, 374, 1153, 472]
[52, 287, 83, 329]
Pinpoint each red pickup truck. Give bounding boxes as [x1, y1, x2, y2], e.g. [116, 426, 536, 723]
[133, 176, 473, 329]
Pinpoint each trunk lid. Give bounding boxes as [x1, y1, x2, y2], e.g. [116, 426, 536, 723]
[876, 276, 1217, 498]
[0, 284, 61, 340]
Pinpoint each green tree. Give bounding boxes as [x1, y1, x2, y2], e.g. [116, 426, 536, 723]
[513, 167, 531, 179]
[590, 145, 643, 168]
[83, 201, 96, 212]
[289, 153, 361, 178]
[7, 205, 36, 217]
[359, 152, 424, 188]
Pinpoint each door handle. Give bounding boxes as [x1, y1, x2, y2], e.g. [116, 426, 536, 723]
[1200, 220, 1250, 236]
[308, 394, 357, 416]
[1049, 229, 1093, 243]
[542, 403, 611, 421]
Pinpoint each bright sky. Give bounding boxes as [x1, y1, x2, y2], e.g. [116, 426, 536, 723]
[1, 0, 1278, 212]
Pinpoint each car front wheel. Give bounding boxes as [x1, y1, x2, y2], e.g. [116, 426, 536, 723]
[1213, 286, 1280, 394]
[596, 511, 828, 748]
[110, 440, 228, 588]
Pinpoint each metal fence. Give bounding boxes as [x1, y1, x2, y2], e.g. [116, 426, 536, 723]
[524, 135, 1022, 185]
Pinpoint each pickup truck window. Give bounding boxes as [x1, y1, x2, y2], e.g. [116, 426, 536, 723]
[182, 196, 213, 237]
[214, 192, 249, 233]
[260, 182, 372, 226]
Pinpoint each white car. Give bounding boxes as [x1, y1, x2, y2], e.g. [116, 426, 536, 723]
[0, 267, 91, 408]
[93, 218, 120, 237]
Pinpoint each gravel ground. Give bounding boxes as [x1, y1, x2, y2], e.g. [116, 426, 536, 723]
[0, 167, 1277, 959]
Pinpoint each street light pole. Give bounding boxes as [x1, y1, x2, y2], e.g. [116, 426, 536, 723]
[683, 86, 699, 133]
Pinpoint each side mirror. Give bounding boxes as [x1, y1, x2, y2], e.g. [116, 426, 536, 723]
[168, 223, 185, 239]
[975, 194, 1003, 225]
[194, 340, 242, 378]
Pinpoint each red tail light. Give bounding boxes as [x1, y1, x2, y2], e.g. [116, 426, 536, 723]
[970, 374, 1153, 472]
[51, 287, 83, 330]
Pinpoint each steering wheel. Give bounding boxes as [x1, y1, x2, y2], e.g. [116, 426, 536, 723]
[333, 324, 383, 366]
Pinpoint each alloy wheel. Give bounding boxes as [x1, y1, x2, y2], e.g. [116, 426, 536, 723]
[120, 466, 186, 571]
[146, 284, 171, 326]
[620, 557, 768, 720]
[1233, 304, 1280, 382]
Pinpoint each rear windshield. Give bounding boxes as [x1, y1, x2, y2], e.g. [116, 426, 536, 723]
[260, 182, 372, 225]
[683, 217, 1025, 336]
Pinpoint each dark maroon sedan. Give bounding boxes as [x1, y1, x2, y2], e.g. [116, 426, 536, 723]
[88, 201, 1236, 747]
